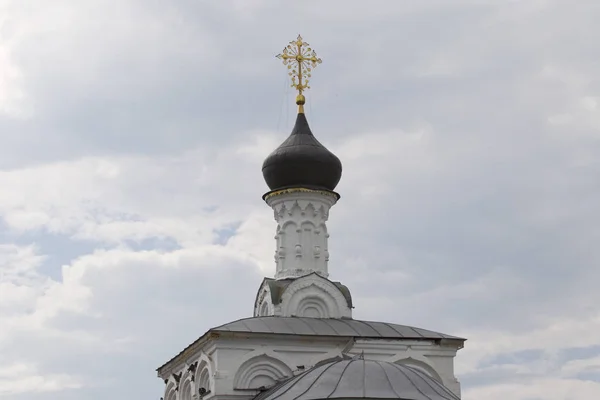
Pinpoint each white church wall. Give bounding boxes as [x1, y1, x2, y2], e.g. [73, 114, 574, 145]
[215, 335, 346, 398]
[423, 351, 462, 397]
[160, 333, 462, 400]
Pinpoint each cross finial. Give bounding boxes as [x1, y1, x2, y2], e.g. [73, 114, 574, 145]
[276, 34, 322, 114]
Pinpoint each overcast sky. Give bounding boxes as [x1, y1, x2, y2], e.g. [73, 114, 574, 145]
[0, 1, 599, 399]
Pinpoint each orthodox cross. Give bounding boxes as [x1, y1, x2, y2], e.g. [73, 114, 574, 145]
[276, 34, 322, 113]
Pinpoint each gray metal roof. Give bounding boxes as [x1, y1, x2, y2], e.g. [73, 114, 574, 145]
[157, 317, 464, 375]
[254, 356, 460, 400]
[213, 316, 464, 340]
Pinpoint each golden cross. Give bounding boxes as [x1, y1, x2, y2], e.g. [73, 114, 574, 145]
[276, 34, 322, 113]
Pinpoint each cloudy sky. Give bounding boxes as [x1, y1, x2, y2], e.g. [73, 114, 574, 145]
[1, 0, 599, 399]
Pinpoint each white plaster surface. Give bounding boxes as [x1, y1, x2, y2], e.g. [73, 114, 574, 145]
[253, 273, 352, 319]
[266, 190, 337, 280]
[160, 333, 462, 400]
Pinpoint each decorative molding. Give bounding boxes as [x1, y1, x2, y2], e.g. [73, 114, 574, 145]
[180, 369, 193, 396]
[194, 354, 215, 393]
[161, 326, 462, 399]
[233, 352, 294, 390]
[258, 289, 267, 305]
[259, 301, 269, 316]
[389, 355, 443, 383]
[173, 372, 183, 391]
[180, 379, 193, 400]
[189, 362, 198, 381]
[296, 297, 329, 318]
[253, 281, 274, 317]
[266, 190, 336, 279]
[263, 187, 339, 201]
[280, 274, 352, 319]
[164, 382, 177, 400]
[158, 330, 219, 379]
[196, 362, 211, 394]
[253, 274, 352, 319]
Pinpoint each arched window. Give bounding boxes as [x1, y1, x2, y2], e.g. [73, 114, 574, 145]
[180, 379, 192, 400]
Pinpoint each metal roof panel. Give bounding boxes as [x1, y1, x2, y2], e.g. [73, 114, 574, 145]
[212, 317, 463, 340]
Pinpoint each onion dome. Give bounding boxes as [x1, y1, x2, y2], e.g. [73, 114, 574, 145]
[262, 112, 342, 192]
[264, 34, 342, 194]
[254, 356, 459, 400]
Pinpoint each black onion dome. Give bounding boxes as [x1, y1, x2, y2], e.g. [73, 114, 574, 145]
[262, 113, 342, 192]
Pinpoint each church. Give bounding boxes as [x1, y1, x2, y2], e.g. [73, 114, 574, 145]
[156, 35, 465, 400]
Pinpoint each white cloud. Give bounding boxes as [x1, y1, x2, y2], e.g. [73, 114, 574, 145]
[0, 39, 27, 117]
[463, 378, 600, 400]
[0, 0, 599, 399]
[0, 363, 82, 396]
[562, 355, 600, 377]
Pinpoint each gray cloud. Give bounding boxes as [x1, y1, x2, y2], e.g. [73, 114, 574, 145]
[1, 1, 599, 399]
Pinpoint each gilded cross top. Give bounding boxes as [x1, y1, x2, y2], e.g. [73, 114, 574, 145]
[276, 34, 322, 113]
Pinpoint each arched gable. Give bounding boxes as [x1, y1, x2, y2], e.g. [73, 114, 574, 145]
[233, 352, 294, 390]
[280, 273, 352, 318]
[179, 367, 193, 393]
[390, 355, 443, 383]
[164, 382, 177, 400]
[193, 352, 215, 394]
[180, 378, 193, 400]
[253, 279, 275, 317]
[194, 359, 213, 394]
[259, 300, 270, 316]
[253, 274, 353, 318]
